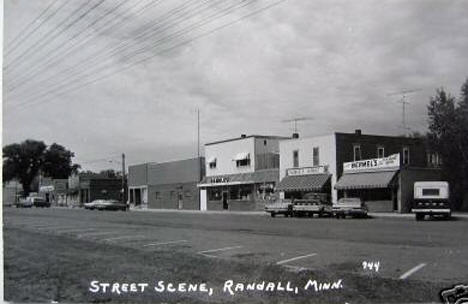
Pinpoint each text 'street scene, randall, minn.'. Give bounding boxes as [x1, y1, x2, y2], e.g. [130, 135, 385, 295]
[2, 0, 468, 303]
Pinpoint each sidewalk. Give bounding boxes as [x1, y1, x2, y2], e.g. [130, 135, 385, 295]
[130, 207, 468, 219]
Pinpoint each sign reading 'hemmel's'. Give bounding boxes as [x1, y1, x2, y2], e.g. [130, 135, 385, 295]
[343, 154, 400, 173]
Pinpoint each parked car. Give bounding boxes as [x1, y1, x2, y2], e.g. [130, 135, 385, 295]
[411, 181, 451, 221]
[84, 200, 104, 210]
[292, 193, 332, 218]
[32, 197, 51, 208]
[265, 199, 293, 217]
[95, 199, 127, 211]
[15, 198, 33, 208]
[333, 197, 368, 218]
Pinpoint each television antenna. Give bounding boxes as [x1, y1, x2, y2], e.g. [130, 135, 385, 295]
[281, 117, 313, 133]
[387, 88, 421, 135]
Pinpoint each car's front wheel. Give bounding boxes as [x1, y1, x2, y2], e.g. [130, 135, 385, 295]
[415, 213, 424, 221]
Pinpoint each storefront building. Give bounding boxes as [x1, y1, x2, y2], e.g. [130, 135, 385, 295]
[198, 134, 288, 211]
[278, 134, 336, 201]
[279, 130, 442, 212]
[128, 157, 204, 210]
[67, 173, 122, 206]
[39, 178, 68, 206]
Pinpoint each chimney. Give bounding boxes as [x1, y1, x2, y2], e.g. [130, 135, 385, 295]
[241, 134, 247, 138]
[355, 129, 362, 136]
[292, 133, 299, 139]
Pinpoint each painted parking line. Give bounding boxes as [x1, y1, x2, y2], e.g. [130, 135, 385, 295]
[36, 226, 78, 231]
[399, 263, 427, 280]
[276, 253, 317, 265]
[198, 245, 243, 255]
[77, 231, 119, 238]
[143, 240, 188, 247]
[101, 235, 147, 242]
[57, 228, 97, 234]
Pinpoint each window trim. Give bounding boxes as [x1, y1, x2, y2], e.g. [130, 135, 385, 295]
[402, 146, 410, 165]
[377, 146, 385, 158]
[353, 144, 361, 161]
[293, 150, 299, 168]
[313, 146, 320, 166]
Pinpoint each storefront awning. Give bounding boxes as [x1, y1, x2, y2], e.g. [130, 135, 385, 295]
[276, 174, 331, 192]
[335, 170, 398, 190]
[233, 152, 250, 161]
[198, 169, 278, 187]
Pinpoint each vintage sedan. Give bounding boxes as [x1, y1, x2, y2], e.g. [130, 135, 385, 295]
[333, 197, 368, 219]
[95, 199, 127, 211]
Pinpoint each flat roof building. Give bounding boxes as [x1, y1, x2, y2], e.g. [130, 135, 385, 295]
[198, 134, 289, 211]
[128, 157, 204, 210]
[278, 130, 442, 213]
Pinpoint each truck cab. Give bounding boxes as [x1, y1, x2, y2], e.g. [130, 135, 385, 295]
[411, 181, 451, 221]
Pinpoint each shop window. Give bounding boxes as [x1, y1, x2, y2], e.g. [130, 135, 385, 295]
[170, 191, 175, 198]
[313, 147, 319, 166]
[230, 186, 240, 199]
[208, 188, 221, 200]
[353, 145, 361, 161]
[184, 190, 191, 197]
[293, 150, 299, 168]
[264, 140, 267, 146]
[236, 158, 250, 167]
[155, 192, 161, 200]
[402, 147, 410, 165]
[240, 185, 252, 200]
[377, 146, 385, 158]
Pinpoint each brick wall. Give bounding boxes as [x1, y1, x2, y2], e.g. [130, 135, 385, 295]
[335, 132, 428, 178]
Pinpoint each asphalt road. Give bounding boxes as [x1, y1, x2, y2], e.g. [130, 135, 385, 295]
[3, 207, 468, 302]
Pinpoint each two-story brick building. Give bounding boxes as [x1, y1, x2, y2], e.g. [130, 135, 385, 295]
[198, 134, 288, 211]
[128, 157, 204, 210]
[278, 130, 442, 212]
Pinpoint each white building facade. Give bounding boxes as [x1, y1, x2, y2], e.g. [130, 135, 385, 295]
[198, 135, 288, 211]
[278, 134, 338, 203]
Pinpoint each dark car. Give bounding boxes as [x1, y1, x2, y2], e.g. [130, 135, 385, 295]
[32, 197, 51, 208]
[95, 199, 127, 211]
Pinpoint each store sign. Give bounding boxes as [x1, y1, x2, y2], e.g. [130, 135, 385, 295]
[209, 177, 230, 184]
[343, 153, 400, 173]
[287, 165, 328, 176]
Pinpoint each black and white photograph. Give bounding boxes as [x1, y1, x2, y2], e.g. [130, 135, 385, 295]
[2, 0, 468, 303]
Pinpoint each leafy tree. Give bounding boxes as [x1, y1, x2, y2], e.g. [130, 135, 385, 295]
[3, 140, 80, 196]
[3, 140, 47, 196]
[458, 78, 468, 208]
[427, 85, 468, 210]
[42, 143, 80, 179]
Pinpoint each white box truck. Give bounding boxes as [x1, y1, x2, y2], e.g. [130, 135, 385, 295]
[411, 181, 451, 221]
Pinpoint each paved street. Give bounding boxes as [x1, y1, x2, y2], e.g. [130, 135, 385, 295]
[4, 207, 468, 303]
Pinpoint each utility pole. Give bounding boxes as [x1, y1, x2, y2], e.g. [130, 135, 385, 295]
[121, 153, 126, 206]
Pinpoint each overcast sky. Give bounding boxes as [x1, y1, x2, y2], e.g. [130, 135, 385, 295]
[3, 0, 468, 171]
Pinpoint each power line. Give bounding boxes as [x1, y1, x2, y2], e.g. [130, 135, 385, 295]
[10, 0, 286, 110]
[4, 0, 102, 71]
[6, 0, 133, 91]
[6, 0, 201, 94]
[4, 0, 65, 58]
[9, 0, 249, 104]
[7, 0, 159, 92]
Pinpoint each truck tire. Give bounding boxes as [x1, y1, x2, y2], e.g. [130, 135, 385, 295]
[415, 213, 424, 221]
